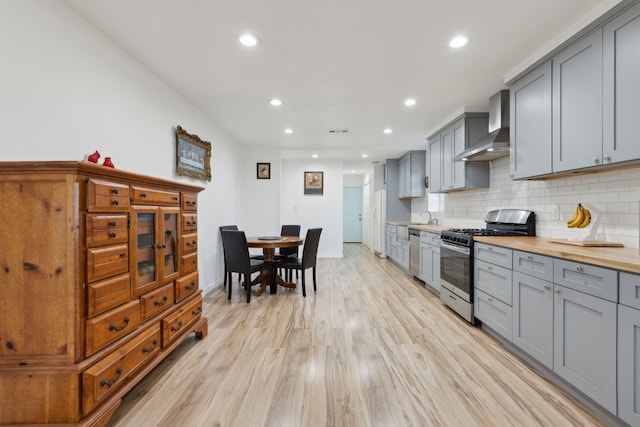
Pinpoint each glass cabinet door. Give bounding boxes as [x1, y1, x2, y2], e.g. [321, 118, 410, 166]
[132, 207, 158, 295]
[159, 207, 180, 283]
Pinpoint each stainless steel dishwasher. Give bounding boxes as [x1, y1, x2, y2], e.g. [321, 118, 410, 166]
[409, 228, 420, 277]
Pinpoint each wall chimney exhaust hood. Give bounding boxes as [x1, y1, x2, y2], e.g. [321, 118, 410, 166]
[454, 90, 510, 162]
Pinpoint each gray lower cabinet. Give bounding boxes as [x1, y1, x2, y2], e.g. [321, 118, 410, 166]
[512, 251, 554, 369]
[552, 29, 604, 173]
[512, 271, 553, 369]
[618, 271, 640, 425]
[419, 232, 440, 292]
[553, 284, 617, 414]
[603, 2, 640, 164]
[509, 60, 552, 179]
[474, 243, 513, 340]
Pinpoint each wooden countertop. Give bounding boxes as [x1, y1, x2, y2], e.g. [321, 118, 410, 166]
[386, 222, 445, 234]
[474, 236, 640, 274]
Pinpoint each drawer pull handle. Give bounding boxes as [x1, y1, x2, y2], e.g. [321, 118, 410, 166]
[186, 240, 197, 247]
[544, 285, 551, 290]
[112, 200, 119, 206]
[154, 296, 168, 306]
[487, 266, 493, 271]
[109, 316, 130, 332]
[109, 232, 117, 238]
[185, 281, 196, 291]
[171, 321, 183, 332]
[187, 220, 197, 227]
[111, 188, 119, 195]
[527, 255, 533, 260]
[187, 201, 196, 207]
[143, 339, 159, 353]
[109, 221, 117, 227]
[192, 306, 202, 316]
[173, 196, 179, 201]
[141, 192, 147, 198]
[555, 288, 561, 294]
[100, 367, 122, 388]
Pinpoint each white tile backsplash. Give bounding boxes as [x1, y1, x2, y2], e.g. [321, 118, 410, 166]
[414, 156, 640, 248]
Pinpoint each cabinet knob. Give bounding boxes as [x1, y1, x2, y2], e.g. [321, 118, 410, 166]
[109, 232, 117, 238]
[603, 155, 611, 162]
[555, 288, 561, 294]
[544, 285, 551, 290]
[112, 200, 119, 206]
[592, 157, 600, 164]
[111, 188, 119, 195]
[527, 255, 533, 260]
[576, 266, 583, 272]
[109, 221, 117, 227]
[141, 192, 147, 198]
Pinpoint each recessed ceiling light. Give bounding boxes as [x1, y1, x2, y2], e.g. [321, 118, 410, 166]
[269, 98, 282, 106]
[361, 154, 368, 158]
[284, 128, 293, 134]
[449, 35, 469, 48]
[383, 128, 393, 134]
[404, 98, 416, 107]
[312, 154, 318, 158]
[239, 33, 259, 47]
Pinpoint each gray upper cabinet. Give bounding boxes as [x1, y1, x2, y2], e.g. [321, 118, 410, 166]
[427, 133, 442, 192]
[427, 113, 489, 193]
[397, 150, 426, 199]
[510, 61, 552, 179]
[552, 29, 604, 173]
[603, 2, 640, 164]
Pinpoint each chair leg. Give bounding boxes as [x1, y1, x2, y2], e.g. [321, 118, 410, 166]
[313, 267, 317, 292]
[301, 269, 306, 297]
[245, 273, 251, 303]
[227, 273, 232, 300]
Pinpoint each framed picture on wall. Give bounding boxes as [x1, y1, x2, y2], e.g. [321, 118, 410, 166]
[304, 171, 323, 195]
[175, 125, 212, 181]
[257, 162, 271, 179]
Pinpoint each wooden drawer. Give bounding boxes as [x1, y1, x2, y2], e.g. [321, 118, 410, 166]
[181, 193, 198, 211]
[87, 244, 129, 282]
[475, 289, 513, 340]
[85, 300, 141, 357]
[162, 294, 203, 347]
[620, 271, 640, 310]
[475, 259, 513, 305]
[475, 243, 512, 270]
[87, 273, 131, 318]
[553, 259, 618, 302]
[180, 252, 198, 275]
[181, 213, 198, 232]
[513, 250, 553, 282]
[82, 323, 161, 415]
[86, 214, 128, 247]
[175, 272, 199, 302]
[87, 179, 130, 212]
[140, 283, 175, 323]
[180, 232, 198, 254]
[130, 186, 180, 205]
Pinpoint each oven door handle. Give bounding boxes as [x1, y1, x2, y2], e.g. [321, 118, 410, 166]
[440, 241, 471, 255]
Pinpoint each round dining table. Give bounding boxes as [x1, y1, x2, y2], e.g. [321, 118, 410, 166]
[246, 235, 304, 295]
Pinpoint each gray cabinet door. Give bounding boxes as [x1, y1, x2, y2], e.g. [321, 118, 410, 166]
[450, 119, 466, 190]
[419, 242, 431, 282]
[512, 271, 553, 369]
[603, 3, 640, 164]
[618, 304, 640, 426]
[553, 285, 617, 413]
[510, 61, 553, 179]
[430, 245, 440, 292]
[408, 151, 426, 197]
[552, 29, 603, 172]
[398, 154, 408, 198]
[428, 136, 442, 192]
[441, 127, 453, 191]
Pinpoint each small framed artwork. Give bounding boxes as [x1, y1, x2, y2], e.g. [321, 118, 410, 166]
[304, 171, 324, 195]
[175, 125, 212, 181]
[257, 162, 271, 179]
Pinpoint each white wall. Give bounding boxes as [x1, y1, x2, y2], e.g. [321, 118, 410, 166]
[281, 159, 344, 258]
[0, 0, 245, 292]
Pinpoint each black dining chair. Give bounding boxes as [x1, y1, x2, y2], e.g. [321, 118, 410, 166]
[276, 224, 301, 279]
[219, 225, 240, 287]
[220, 230, 271, 303]
[279, 228, 322, 297]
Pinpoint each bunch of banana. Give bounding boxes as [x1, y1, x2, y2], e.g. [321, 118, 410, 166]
[567, 203, 592, 228]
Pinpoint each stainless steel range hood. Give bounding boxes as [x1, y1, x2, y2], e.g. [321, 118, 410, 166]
[454, 90, 510, 162]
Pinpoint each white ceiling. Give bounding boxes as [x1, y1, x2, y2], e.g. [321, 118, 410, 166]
[63, 0, 625, 174]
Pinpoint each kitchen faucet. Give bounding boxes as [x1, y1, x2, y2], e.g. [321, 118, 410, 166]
[420, 208, 438, 225]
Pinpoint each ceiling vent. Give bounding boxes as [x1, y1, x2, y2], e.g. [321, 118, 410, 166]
[328, 128, 349, 134]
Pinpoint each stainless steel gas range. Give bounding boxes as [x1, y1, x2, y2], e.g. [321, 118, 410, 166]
[439, 209, 536, 323]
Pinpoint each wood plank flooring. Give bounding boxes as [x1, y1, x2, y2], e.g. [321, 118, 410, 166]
[106, 244, 609, 427]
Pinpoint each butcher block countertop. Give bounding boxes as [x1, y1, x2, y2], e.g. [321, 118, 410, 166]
[386, 222, 446, 234]
[474, 236, 640, 274]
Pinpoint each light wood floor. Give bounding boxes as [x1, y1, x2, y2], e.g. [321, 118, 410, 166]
[107, 244, 609, 427]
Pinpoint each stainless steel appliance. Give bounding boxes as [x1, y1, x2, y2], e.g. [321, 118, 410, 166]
[439, 209, 536, 323]
[409, 228, 420, 277]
